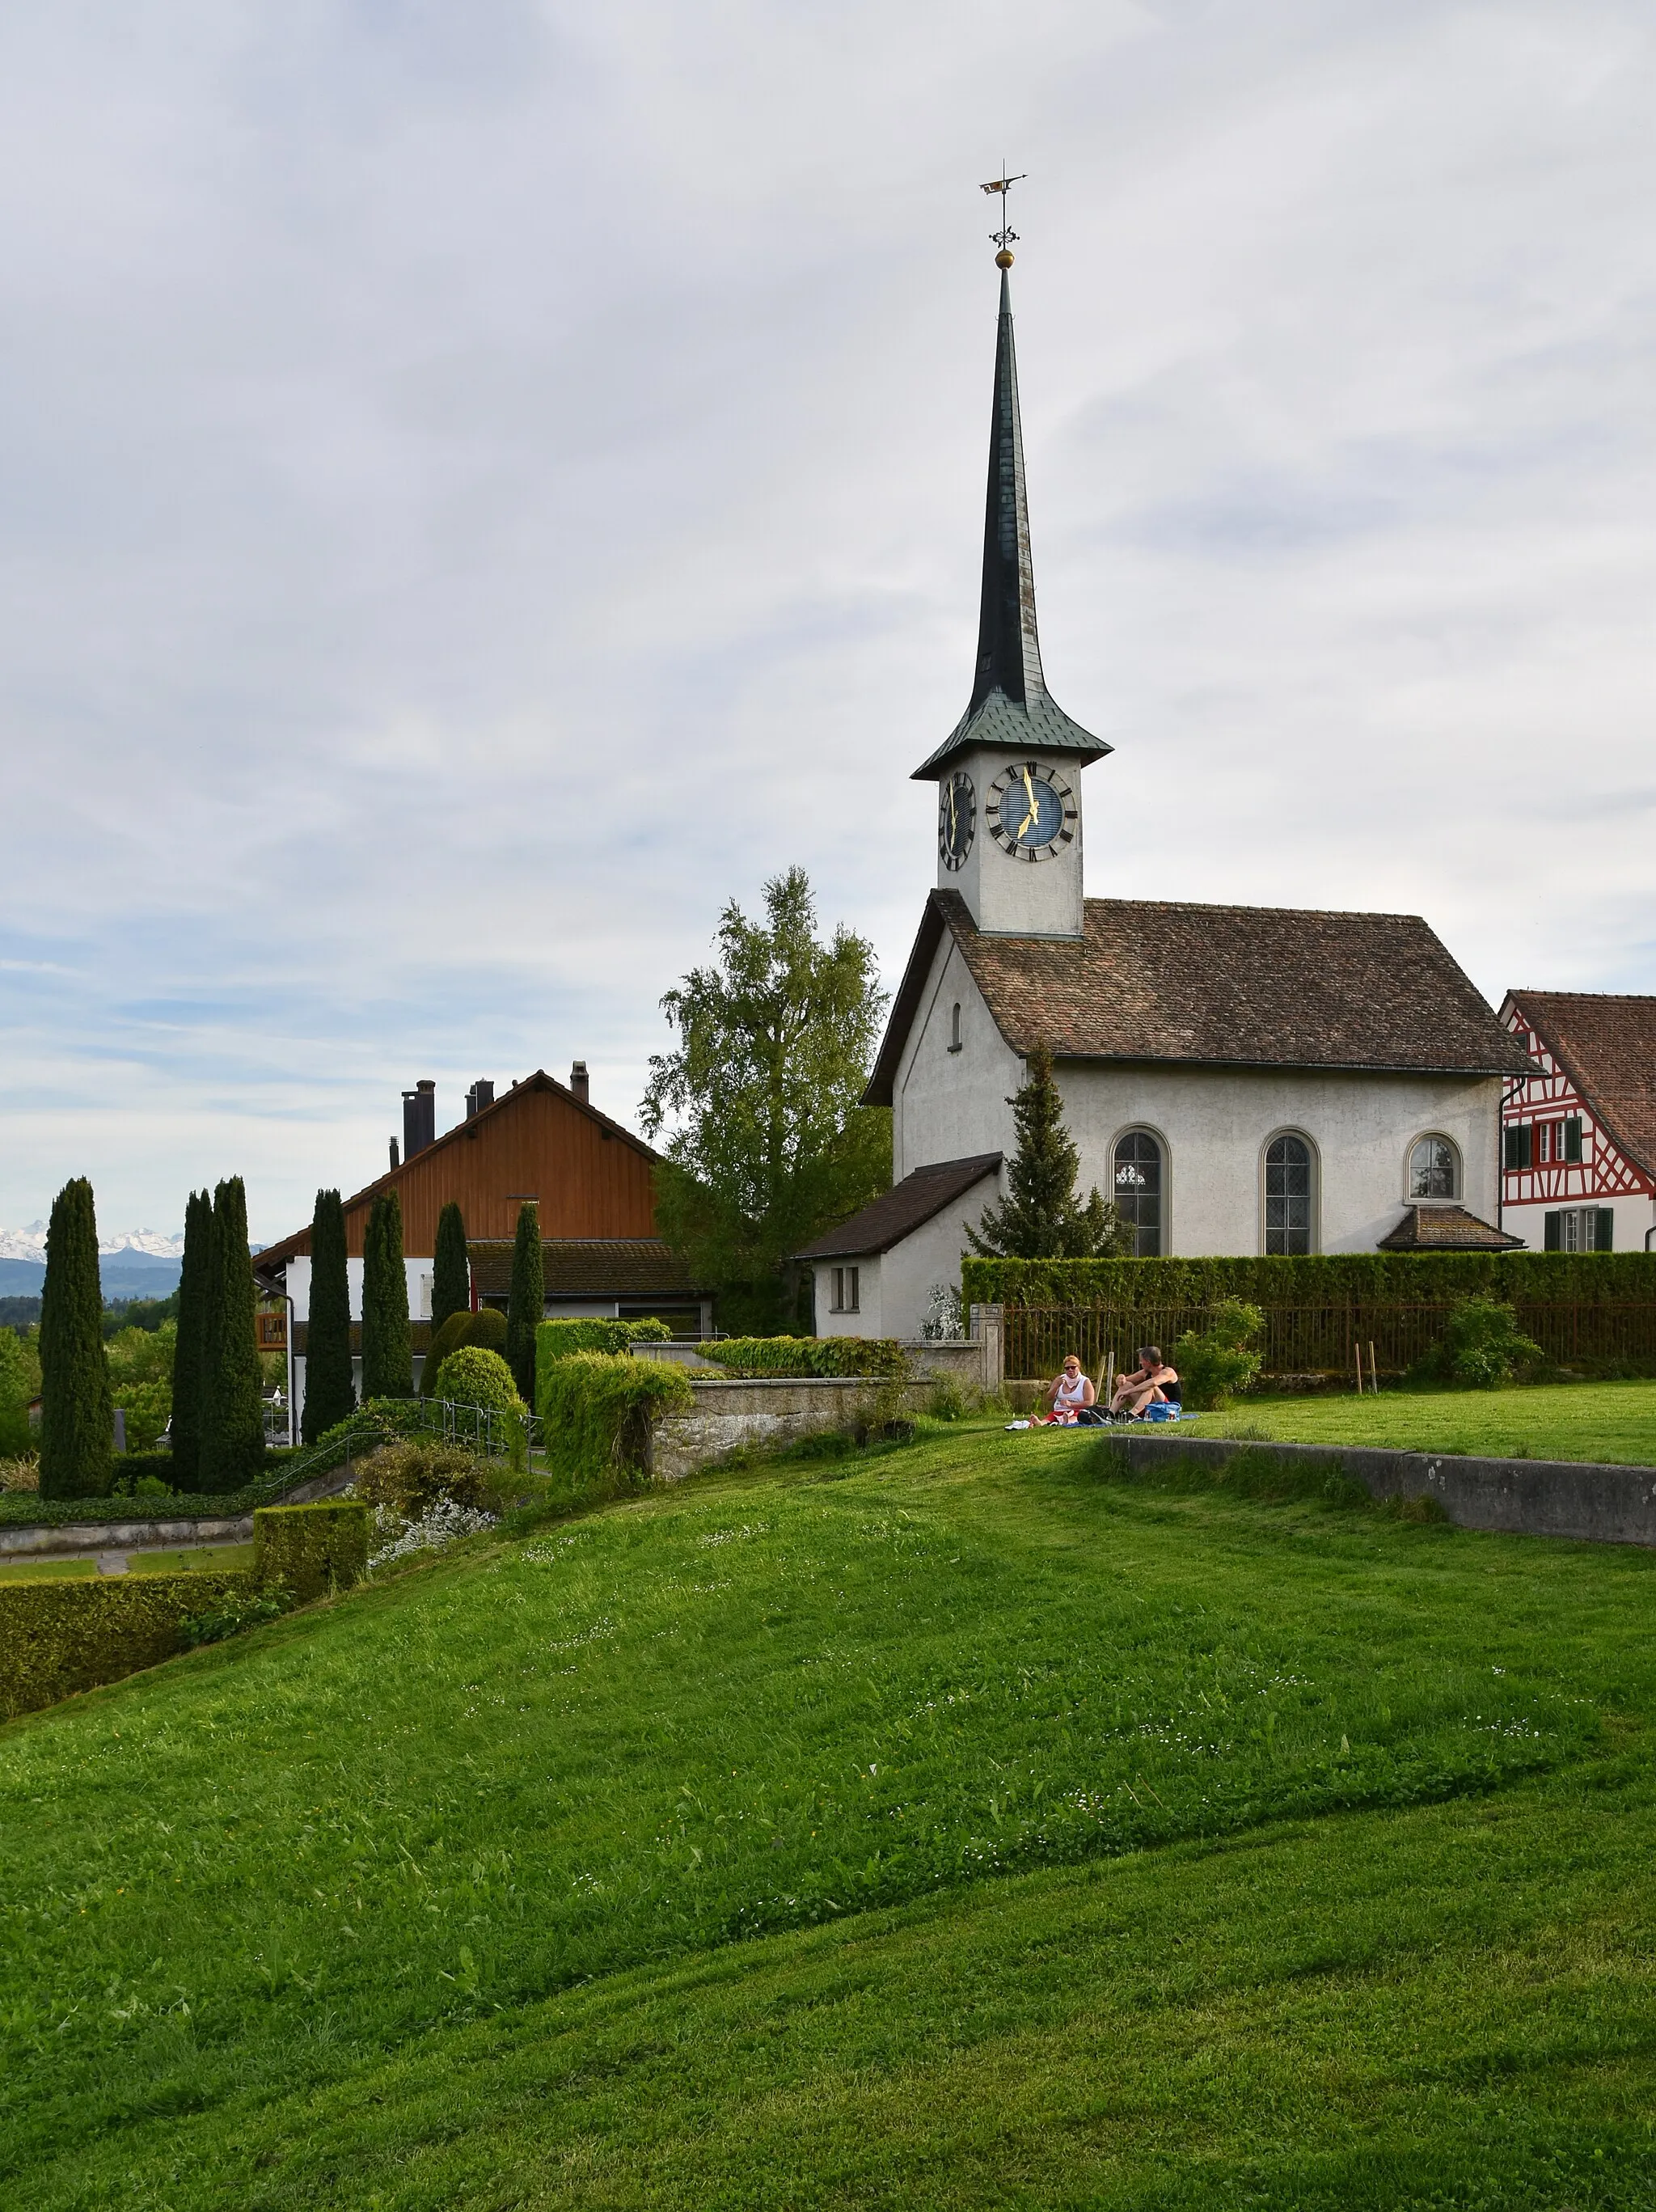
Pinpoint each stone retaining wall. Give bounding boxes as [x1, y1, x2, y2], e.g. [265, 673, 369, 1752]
[650, 1377, 936, 1484]
[1117, 1430, 1656, 1548]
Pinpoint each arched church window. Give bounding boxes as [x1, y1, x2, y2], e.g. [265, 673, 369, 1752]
[1409, 1135, 1459, 1200]
[1265, 1134, 1315, 1254]
[1113, 1131, 1163, 1257]
[949, 1003, 963, 1054]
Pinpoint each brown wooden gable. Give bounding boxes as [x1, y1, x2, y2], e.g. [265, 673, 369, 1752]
[257, 1072, 659, 1267]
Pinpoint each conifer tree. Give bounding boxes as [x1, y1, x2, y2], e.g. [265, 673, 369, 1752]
[201, 1177, 265, 1489]
[431, 1201, 470, 1337]
[505, 1200, 543, 1404]
[38, 1176, 114, 1498]
[361, 1190, 412, 1398]
[302, 1188, 356, 1443]
[966, 1050, 1126, 1260]
[169, 1187, 213, 1488]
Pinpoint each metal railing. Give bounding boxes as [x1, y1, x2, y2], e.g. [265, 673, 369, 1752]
[1004, 1301, 1656, 1383]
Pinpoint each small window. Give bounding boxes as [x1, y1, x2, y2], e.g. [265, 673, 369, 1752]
[830, 1266, 860, 1313]
[1409, 1136, 1459, 1201]
[1545, 1208, 1612, 1252]
[948, 1002, 963, 1054]
[1503, 1123, 1532, 1172]
[1265, 1134, 1314, 1254]
[1112, 1131, 1163, 1257]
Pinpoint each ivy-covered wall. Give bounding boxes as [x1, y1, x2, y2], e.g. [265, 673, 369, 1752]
[961, 1251, 1656, 1309]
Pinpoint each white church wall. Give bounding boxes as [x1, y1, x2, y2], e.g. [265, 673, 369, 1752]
[880, 1174, 1003, 1339]
[814, 1255, 883, 1338]
[893, 935, 1023, 1182]
[1058, 1062, 1503, 1254]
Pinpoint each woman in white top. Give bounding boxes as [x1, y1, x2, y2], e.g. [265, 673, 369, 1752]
[1033, 1354, 1096, 1425]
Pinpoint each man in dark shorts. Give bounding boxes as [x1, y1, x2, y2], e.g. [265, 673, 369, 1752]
[1109, 1346, 1178, 1419]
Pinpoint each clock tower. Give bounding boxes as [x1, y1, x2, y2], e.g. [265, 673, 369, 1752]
[915, 254, 1109, 937]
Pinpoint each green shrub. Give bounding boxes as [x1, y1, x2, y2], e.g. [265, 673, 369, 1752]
[539, 1352, 694, 1489]
[252, 1499, 370, 1603]
[431, 1346, 523, 1416]
[351, 1439, 497, 1516]
[705, 1335, 910, 1380]
[179, 1583, 294, 1647]
[0, 1571, 257, 1719]
[1424, 1297, 1547, 1389]
[421, 1307, 509, 1395]
[1172, 1299, 1265, 1410]
[962, 1250, 1656, 1309]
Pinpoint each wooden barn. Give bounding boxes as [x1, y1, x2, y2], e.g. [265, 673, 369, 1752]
[254, 1064, 708, 1427]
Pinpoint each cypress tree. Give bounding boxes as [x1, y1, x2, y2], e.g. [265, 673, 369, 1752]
[505, 1200, 543, 1404]
[38, 1176, 114, 1499]
[361, 1190, 412, 1399]
[169, 1187, 213, 1488]
[200, 1176, 265, 1490]
[431, 1201, 470, 1337]
[965, 1050, 1126, 1260]
[302, 1188, 356, 1443]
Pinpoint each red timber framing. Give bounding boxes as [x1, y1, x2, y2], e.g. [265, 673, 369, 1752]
[1499, 1000, 1651, 1211]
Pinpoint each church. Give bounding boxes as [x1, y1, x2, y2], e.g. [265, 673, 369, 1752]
[801, 247, 1531, 1339]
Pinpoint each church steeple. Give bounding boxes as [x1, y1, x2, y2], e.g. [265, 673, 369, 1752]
[912, 262, 1109, 783]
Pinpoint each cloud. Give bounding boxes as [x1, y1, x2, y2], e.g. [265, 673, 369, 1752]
[0, 0, 1653, 1235]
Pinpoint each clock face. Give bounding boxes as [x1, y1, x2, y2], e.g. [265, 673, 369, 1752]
[987, 761, 1077, 861]
[938, 772, 975, 870]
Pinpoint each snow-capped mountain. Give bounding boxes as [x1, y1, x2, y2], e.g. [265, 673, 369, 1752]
[0, 1222, 185, 1262]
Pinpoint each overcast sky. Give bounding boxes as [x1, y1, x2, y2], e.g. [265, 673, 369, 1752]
[2, 0, 1653, 1242]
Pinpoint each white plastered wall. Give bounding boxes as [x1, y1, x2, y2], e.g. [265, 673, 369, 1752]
[893, 934, 1023, 1182]
[812, 1168, 1000, 1343]
[283, 1253, 433, 1324]
[1502, 1194, 1656, 1253]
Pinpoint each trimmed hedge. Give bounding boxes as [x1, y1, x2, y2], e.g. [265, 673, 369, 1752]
[0, 1571, 256, 1720]
[430, 1346, 522, 1415]
[539, 1352, 694, 1487]
[705, 1335, 911, 1380]
[961, 1251, 1656, 1309]
[252, 1500, 370, 1604]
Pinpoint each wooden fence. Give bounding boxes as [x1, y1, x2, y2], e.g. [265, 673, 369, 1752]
[1004, 1302, 1656, 1384]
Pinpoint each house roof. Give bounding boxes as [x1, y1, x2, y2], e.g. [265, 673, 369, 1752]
[253, 1070, 659, 1279]
[911, 269, 1109, 783]
[1376, 1205, 1523, 1251]
[1503, 990, 1656, 1182]
[866, 890, 1530, 1105]
[467, 1238, 703, 1301]
[795, 1154, 1003, 1260]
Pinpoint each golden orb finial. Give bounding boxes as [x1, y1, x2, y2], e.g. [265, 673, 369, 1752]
[995, 248, 1014, 269]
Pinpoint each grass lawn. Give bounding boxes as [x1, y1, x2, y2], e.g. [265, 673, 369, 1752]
[3, 1420, 1655, 2207]
[0, 1542, 256, 1585]
[1199, 1378, 1656, 1465]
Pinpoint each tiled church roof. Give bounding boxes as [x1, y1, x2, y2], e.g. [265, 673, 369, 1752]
[867, 890, 1529, 1104]
[1377, 1205, 1521, 1251]
[1504, 991, 1656, 1182]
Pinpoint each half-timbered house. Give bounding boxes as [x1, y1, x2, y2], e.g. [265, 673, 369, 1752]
[1498, 992, 1656, 1251]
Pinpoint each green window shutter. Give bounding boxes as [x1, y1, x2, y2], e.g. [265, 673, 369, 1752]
[1596, 1208, 1615, 1251]
[1564, 1117, 1583, 1163]
[1504, 1124, 1533, 1171]
[1544, 1211, 1561, 1250]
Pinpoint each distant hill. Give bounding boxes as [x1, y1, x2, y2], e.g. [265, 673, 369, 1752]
[0, 1251, 184, 1300]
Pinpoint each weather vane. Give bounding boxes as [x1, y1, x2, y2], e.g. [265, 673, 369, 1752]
[981, 168, 1026, 266]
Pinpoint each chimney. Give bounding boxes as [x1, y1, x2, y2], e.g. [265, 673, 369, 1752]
[465, 1078, 495, 1119]
[389, 1136, 400, 1169]
[402, 1078, 436, 1159]
[569, 1059, 589, 1105]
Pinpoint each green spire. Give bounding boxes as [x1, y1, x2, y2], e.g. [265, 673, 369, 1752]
[38, 1177, 114, 1499]
[302, 1188, 357, 1442]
